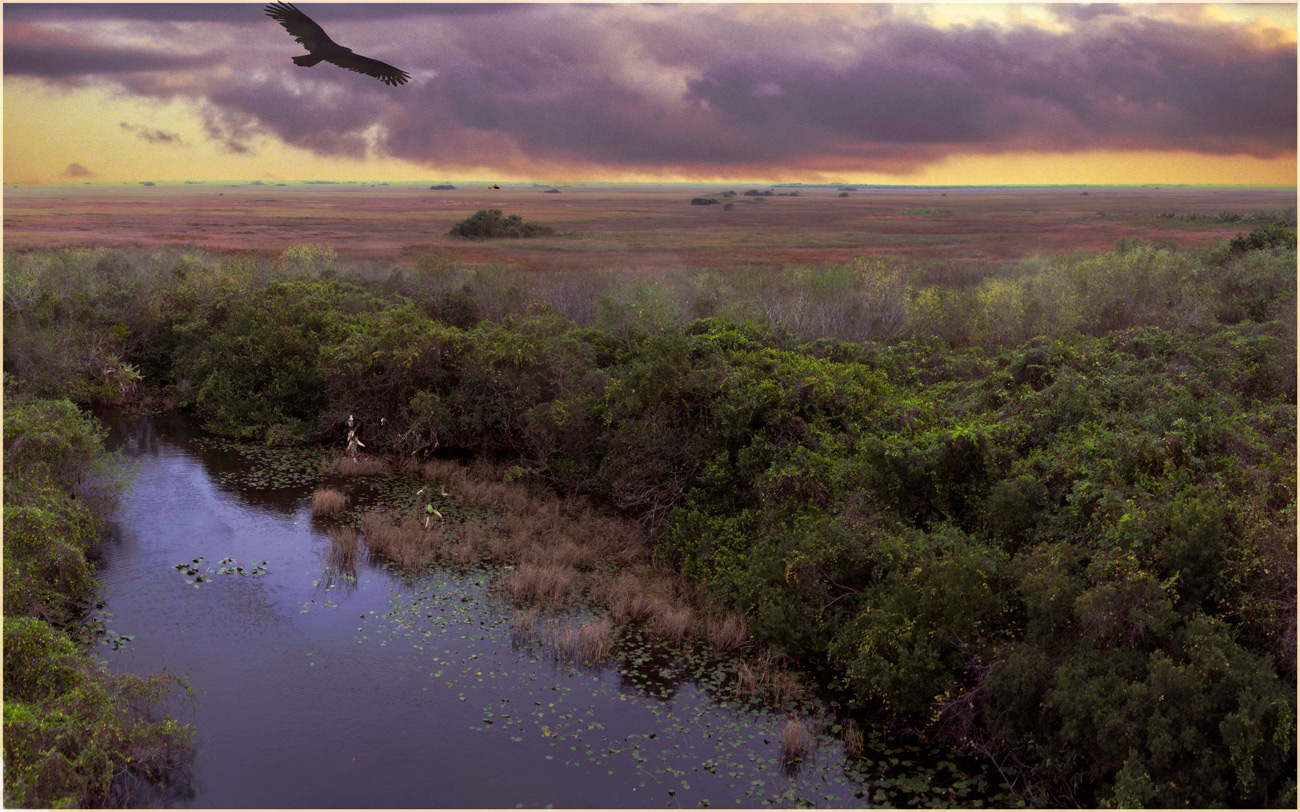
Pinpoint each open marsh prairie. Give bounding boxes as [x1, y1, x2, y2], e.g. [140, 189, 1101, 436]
[4, 183, 1293, 269]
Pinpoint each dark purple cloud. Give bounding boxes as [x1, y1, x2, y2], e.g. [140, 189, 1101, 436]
[4, 4, 1295, 176]
[120, 122, 184, 144]
[2, 4, 504, 23]
[4, 37, 218, 78]
[1049, 4, 1131, 23]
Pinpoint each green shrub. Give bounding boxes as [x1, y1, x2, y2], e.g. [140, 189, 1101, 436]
[3, 617, 194, 808]
[172, 280, 386, 442]
[276, 243, 338, 275]
[1229, 222, 1298, 254]
[448, 209, 556, 239]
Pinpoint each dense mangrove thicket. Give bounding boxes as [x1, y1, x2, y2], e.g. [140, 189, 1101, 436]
[3, 231, 1295, 806]
[2, 398, 194, 807]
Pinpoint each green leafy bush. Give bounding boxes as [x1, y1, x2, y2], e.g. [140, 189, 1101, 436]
[4, 616, 193, 808]
[448, 209, 556, 239]
[1230, 221, 1298, 254]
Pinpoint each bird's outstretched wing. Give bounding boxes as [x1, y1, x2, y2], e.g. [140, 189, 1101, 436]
[265, 2, 335, 52]
[325, 53, 411, 86]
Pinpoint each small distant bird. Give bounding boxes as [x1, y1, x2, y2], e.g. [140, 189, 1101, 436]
[265, 2, 410, 86]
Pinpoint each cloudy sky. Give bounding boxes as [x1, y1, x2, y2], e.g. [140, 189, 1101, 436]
[4, 2, 1296, 185]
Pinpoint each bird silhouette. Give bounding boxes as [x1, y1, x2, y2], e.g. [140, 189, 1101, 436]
[265, 2, 410, 86]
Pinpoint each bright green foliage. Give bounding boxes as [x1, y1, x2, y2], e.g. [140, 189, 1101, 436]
[1229, 222, 1298, 254]
[276, 243, 338, 274]
[2, 399, 125, 620]
[4, 616, 193, 809]
[171, 279, 388, 442]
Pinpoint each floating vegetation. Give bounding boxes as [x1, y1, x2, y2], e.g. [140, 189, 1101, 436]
[197, 439, 326, 491]
[72, 604, 136, 650]
[171, 556, 268, 587]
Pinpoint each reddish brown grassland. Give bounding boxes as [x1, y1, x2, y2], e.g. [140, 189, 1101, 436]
[4, 183, 1292, 270]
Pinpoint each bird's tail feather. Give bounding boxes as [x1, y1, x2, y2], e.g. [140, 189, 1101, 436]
[292, 54, 323, 67]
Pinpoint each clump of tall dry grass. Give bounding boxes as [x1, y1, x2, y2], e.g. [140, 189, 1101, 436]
[503, 562, 578, 606]
[766, 665, 800, 707]
[591, 573, 656, 623]
[446, 538, 480, 566]
[551, 624, 581, 660]
[419, 458, 464, 483]
[841, 719, 864, 759]
[780, 718, 815, 764]
[704, 612, 749, 651]
[345, 454, 753, 662]
[326, 526, 360, 574]
[324, 454, 390, 476]
[361, 511, 438, 571]
[311, 488, 349, 516]
[547, 617, 614, 665]
[651, 605, 693, 641]
[588, 567, 707, 643]
[459, 521, 491, 549]
[576, 617, 613, 664]
[527, 540, 585, 569]
[735, 652, 800, 707]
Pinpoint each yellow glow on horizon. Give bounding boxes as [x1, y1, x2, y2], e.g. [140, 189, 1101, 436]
[5, 78, 1296, 188]
[873, 149, 1298, 187]
[3, 80, 440, 185]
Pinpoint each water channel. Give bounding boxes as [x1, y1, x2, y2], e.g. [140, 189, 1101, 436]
[93, 409, 991, 808]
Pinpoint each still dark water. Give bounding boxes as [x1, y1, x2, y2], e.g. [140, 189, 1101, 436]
[94, 411, 878, 808]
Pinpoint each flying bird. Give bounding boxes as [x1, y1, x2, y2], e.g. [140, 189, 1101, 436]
[265, 2, 410, 86]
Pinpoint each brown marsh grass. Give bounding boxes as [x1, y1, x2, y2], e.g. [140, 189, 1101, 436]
[590, 572, 657, 623]
[361, 512, 438, 571]
[780, 718, 815, 764]
[338, 451, 758, 662]
[651, 604, 693, 642]
[311, 488, 349, 516]
[10, 185, 1284, 269]
[503, 561, 578, 606]
[419, 458, 464, 483]
[704, 612, 749, 651]
[545, 617, 614, 665]
[735, 651, 801, 708]
[576, 617, 614, 664]
[588, 566, 712, 645]
[446, 538, 480, 566]
[324, 453, 390, 476]
[551, 624, 581, 660]
[841, 719, 864, 759]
